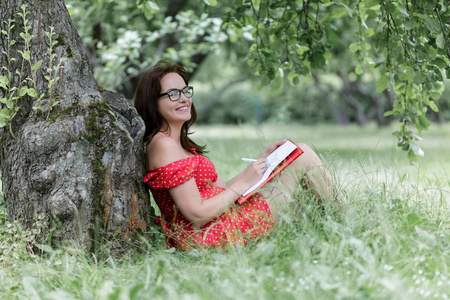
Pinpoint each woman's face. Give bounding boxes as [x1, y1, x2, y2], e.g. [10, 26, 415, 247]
[157, 72, 192, 127]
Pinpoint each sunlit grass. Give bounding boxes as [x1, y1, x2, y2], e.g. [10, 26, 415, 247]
[0, 123, 449, 299]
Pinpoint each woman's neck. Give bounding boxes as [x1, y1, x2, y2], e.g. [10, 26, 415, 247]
[160, 123, 183, 146]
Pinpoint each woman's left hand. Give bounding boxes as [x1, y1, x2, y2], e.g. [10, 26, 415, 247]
[256, 140, 285, 159]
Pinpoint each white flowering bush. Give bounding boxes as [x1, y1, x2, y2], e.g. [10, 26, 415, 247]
[67, 0, 230, 93]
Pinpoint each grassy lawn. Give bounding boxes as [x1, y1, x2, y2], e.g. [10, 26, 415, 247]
[1, 123, 449, 299]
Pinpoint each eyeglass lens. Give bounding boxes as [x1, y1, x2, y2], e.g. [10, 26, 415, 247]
[168, 87, 193, 101]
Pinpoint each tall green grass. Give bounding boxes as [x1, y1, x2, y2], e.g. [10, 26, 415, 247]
[1, 124, 449, 299]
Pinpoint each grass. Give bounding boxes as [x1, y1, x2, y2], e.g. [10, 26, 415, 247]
[1, 123, 449, 299]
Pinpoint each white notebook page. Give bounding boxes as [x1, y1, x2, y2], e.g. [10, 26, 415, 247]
[242, 140, 297, 196]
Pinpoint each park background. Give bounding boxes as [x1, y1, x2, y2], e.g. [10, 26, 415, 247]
[1, 0, 449, 299]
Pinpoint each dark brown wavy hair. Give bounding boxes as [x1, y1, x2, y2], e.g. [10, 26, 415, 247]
[134, 60, 205, 155]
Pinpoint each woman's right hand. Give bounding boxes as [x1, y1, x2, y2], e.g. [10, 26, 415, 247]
[238, 158, 267, 188]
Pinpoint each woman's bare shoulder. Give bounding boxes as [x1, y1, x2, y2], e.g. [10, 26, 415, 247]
[146, 135, 186, 169]
[148, 134, 177, 150]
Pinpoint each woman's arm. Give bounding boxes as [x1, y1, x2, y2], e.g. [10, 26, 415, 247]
[149, 137, 267, 228]
[170, 159, 266, 228]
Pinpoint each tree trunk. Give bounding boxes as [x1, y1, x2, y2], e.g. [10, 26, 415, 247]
[0, 0, 150, 252]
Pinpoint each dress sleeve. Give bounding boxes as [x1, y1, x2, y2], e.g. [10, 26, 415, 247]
[144, 157, 198, 189]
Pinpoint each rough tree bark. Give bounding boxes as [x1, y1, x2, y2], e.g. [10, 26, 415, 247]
[0, 0, 150, 252]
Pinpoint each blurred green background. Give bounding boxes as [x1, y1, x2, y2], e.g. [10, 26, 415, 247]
[65, 0, 450, 129]
[1, 2, 450, 298]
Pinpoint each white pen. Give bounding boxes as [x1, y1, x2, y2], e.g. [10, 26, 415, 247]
[241, 158, 257, 163]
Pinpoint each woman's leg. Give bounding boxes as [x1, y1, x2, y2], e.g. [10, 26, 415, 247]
[261, 143, 344, 219]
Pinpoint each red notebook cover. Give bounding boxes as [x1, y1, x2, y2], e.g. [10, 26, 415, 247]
[237, 142, 304, 204]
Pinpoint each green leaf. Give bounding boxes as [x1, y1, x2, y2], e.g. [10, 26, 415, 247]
[425, 17, 441, 34]
[384, 110, 394, 117]
[364, 28, 375, 37]
[392, 130, 401, 137]
[23, 50, 30, 61]
[430, 90, 442, 99]
[27, 88, 37, 97]
[376, 75, 389, 93]
[436, 33, 445, 49]
[271, 75, 283, 92]
[337, 3, 352, 17]
[364, 0, 379, 8]
[147, 1, 160, 11]
[400, 66, 414, 83]
[432, 57, 447, 68]
[139, 1, 160, 20]
[404, 20, 416, 30]
[31, 59, 43, 73]
[0, 108, 9, 118]
[287, 72, 298, 84]
[390, 45, 402, 59]
[397, 7, 409, 17]
[427, 70, 443, 82]
[429, 101, 439, 112]
[309, 52, 326, 70]
[383, 3, 396, 13]
[407, 149, 418, 162]
[19, 86, 28, 97]
[0, 108, 11, 127]
[0, 75, 8, 90]
[418, 115, 430, 129]
[349, 43, 358, 53]
[332, 7, 347, 19]
[410, 142, 424, 157]
[203, 0, 217, 6]
[414, 72, 427, 85]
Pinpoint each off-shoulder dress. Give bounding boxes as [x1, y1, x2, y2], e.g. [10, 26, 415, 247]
[144, 153, 274, 249]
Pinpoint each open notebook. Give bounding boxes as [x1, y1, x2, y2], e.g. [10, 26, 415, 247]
[238, 140, 304, 204]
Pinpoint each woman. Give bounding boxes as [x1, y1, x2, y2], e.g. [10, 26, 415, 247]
[134, 60, 339, 250]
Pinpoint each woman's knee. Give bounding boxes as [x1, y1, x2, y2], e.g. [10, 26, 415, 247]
[296, 143, 322, 169]
[297, 143, 312, 154]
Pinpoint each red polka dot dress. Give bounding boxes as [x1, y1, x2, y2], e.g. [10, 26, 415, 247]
[144, 153, 274, 250]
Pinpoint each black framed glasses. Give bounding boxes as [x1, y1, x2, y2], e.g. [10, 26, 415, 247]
[158, 86, 194, 102]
